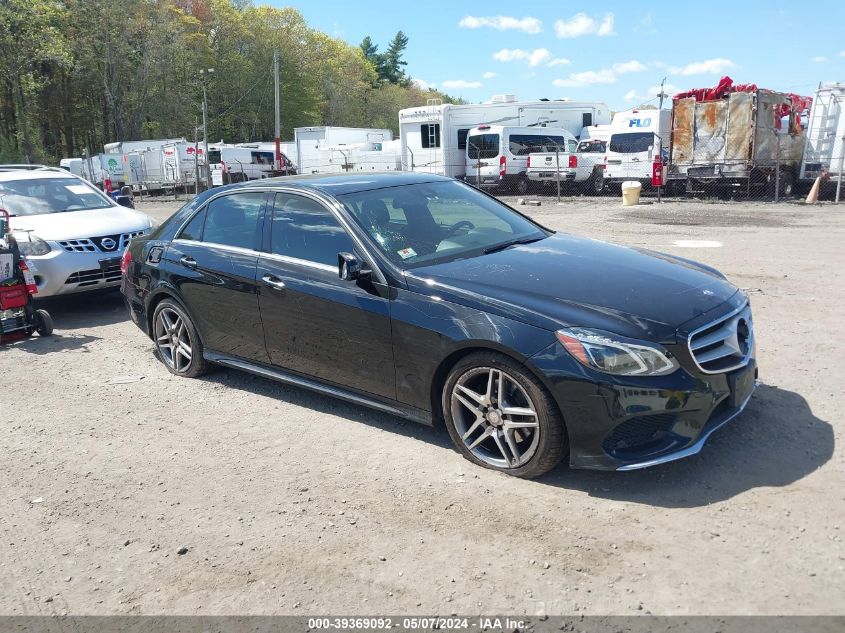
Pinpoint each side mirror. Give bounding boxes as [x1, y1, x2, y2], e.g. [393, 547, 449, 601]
[115, 195, 134, 209]
[338, 252, 363, 281]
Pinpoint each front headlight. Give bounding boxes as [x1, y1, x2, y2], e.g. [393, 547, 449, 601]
[556, 327, 679, 376]
[12, 232, 52, 256]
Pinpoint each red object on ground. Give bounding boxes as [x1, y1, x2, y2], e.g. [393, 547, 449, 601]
[104, 178, 112, 193]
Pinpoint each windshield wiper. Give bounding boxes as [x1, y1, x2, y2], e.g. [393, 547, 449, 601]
[483, 235, 545, 255]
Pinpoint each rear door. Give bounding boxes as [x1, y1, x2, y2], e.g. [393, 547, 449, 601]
[256, 191, 395, 399]
[166, 190, 268, 362]
[466, 132, 501, 184]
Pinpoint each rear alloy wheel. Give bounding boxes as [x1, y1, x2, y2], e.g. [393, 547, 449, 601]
[443, 353, 566, 478]
[152, 299, 209, 377]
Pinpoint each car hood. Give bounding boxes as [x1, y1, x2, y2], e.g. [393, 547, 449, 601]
[407, 233, 739, 342]
[8, 207, 153, 241]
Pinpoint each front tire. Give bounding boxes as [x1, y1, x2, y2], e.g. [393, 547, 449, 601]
[442, 352, 567, 479]
[152, 299, 209, 377]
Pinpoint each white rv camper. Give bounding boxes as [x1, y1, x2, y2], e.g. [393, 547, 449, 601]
[398, 95, 610, 179]
[800, 83, 845, 186]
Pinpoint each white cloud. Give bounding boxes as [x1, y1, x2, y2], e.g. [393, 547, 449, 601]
[635, 13, 656, 34]
[553, 69, 617, 88]
[624, 83, 679, 102]
[613, 60, 647, 74]
[441, 79, 482, 90]
[841, 51, 845, 57]
[811, 56, 827, 63]
[494, 48, 573, 68]
[411, 78, 435, 90]
[552, 60, 648, 90]
[458, 15, 542, 34]
[492, 47, 552, 67]
[669, 58, 736, 76]
[482, 71, 497, 79]
[554, 12, 615, 38]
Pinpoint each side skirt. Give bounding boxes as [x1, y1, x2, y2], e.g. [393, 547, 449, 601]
[203, 351, 433, 426]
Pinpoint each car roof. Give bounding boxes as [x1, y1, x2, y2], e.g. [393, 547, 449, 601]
[0, 167, 83, 182]
[212, 171, 453, 197]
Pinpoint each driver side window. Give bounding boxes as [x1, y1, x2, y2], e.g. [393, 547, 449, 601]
[269, 193, 355, 267]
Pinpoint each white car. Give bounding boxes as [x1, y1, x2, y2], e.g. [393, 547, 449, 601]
[0, 165, 155, 297]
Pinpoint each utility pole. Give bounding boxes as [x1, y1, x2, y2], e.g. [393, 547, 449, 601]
[200, 67, 214, 189]
[273, 50, 282, 173]
[657, 77, 667, 203]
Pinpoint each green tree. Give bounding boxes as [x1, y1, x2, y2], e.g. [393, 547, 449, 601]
[381, 31, 409, 85]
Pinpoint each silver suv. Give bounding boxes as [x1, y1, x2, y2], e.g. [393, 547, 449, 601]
[0, 166, 155, 296]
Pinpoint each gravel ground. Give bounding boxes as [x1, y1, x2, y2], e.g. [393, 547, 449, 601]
[1, 193, 843, 616]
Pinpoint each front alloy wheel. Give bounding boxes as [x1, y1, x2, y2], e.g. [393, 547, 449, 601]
[451, 367, 540, 468]
[443, 353, 566, 478]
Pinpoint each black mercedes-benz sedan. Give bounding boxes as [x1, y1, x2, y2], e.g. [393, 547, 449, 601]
[121, 172, 756, 478]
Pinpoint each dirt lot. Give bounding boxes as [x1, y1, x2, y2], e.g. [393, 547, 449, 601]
[1, 193, 843, 616]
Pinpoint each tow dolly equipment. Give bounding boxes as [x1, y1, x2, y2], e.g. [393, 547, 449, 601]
[0, 209, 53, 343]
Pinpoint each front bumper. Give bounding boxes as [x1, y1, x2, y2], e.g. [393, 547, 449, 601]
[528, 339, 758, 471]
[26, 246, 125, 297]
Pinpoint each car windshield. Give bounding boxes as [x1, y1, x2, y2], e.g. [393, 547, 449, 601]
[0, 176, 112, 216]
[609, 132, 654, 154]
[339, 180, 548, 269]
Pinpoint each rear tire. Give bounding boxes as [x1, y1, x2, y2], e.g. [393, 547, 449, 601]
[152, 299, 209, 378]
[585, 169, 605, 195]
[442, 352, 567, 479]
[35, 309, 53, 336]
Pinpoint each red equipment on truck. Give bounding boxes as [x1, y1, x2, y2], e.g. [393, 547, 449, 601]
[0, 209, 53, 343]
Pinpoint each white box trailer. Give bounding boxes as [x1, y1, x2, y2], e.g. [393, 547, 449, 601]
[398, 96, 610, 178]
[104, 138, 187, 155]
[294, 127, 393, 175]
[295, 139, 402, 175]
[800, 83, 845, 183]
[123, 142, 204, 191]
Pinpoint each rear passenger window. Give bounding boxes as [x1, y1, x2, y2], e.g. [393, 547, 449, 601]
[201, 193, 265, 250]
[179, 208, 206, 241]
[270, 193, 354, 267]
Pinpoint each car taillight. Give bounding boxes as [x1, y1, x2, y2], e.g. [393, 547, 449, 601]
[120, 248, 132, 275]
[527, 155, 531, 168]
[499, 155, 506, 178]
[603, 155, 607, 171]
[569, 155, 578, 168]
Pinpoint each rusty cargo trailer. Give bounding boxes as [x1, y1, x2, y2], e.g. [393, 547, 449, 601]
[668, 88, 809, 196]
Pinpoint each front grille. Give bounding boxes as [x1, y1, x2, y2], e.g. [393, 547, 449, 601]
[58, 230, 146, 253]
[64, 264, 122, 287]
[602, 414, 677, 453]
[688, 303, 754, 374]
[58, 238, 96, 252]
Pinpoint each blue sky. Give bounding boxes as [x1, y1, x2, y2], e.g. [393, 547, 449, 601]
[272, 1, 845, 110]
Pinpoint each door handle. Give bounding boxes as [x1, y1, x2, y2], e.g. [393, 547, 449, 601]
[180, 256, 197, 269]
[261, 274, 286, 291]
